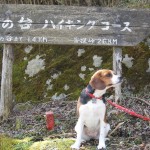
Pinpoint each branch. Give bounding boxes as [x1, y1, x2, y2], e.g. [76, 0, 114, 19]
[144, 109, 150, 125]
[108, 122, 124, 137]
[126, 96, 150, 106]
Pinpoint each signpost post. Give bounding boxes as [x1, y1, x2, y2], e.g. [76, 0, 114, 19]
[0, 44, 13, 121]
[0, 4, 149, 120]
[113, 47, 122, 103]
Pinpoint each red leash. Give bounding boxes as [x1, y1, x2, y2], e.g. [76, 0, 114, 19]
[86, 89, 150, 121]
[107, 99, 150, 121]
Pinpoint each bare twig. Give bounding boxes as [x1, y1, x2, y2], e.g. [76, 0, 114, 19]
[126, 96, 150, 106]
[108, 122, 124, 137]
[144, 109, 150, 125]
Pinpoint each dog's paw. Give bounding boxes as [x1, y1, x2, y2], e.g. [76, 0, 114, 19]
[96, 148, 106, 150]
[70, 144, 80, 150]
[97, 143, 106, 150]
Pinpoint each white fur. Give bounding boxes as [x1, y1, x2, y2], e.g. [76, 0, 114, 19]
[112, 74, 121, 85]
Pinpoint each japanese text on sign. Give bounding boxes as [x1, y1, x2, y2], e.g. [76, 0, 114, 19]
[0, 35, 118, 46]
[0, 17, 132, 32]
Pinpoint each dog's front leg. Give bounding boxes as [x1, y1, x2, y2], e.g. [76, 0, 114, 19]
[71, 117, 84, 150]
[97, 120, 106, 150]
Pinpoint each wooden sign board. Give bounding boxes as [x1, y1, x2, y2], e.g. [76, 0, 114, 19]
[0, 4, 149, 46]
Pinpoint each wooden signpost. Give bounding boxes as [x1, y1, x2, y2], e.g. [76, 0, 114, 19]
[0, 5, 149, 46]
[0, 44, 13, 121]
[0, 4, 149, 120]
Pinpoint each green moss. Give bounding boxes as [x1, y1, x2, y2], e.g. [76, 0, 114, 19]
[29, 138, 101, 150]
[134, 137, 142, 145]
[125, 1, 150, 8]
[0, 135, 15, 150]
[0, 135, 97, 150]
[0, 41, 149, 103]
[29, 138, 74, 150]
[0, 135, 35, 150]
[15, 118, 22, 130]
[122, 43, 150, 92]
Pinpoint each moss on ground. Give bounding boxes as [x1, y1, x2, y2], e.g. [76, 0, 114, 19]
[0, 134, 147, 150]
[29, 138, 74, 150]
[0, 135, 15, 150]
[0, 134, 98, 150]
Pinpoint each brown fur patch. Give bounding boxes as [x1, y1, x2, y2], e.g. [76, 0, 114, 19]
[90, 70, 114, 90]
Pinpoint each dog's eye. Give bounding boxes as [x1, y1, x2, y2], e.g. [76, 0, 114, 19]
[105, 73, 112, 78]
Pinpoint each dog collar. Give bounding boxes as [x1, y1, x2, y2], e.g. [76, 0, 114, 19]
[85, 84, 106, 103]
[80, 84, 106, 104]
[85, 84, 102, 100]
[86, 90, 106, 104]
[80, 84, 95, 104]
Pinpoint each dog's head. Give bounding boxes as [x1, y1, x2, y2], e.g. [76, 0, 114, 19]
[89, 69, 123, 90]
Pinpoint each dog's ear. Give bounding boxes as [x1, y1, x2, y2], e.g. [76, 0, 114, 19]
[90, 76, 106, 90]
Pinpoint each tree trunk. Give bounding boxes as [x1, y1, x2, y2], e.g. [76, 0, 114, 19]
[0, 44, 14, 122]
[113, 47, 122, 103]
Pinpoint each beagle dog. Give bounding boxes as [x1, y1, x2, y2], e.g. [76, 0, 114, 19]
[71, 69, 123, 150]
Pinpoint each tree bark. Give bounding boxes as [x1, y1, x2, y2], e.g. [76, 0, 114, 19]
[113, 47, 122, 103]
[0, 44, 14, 122]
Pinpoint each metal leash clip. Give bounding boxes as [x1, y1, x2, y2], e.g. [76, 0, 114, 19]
[92, 98, 97, 104]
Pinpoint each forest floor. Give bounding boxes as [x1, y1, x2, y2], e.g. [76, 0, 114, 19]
[0, 87, 150, 150]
